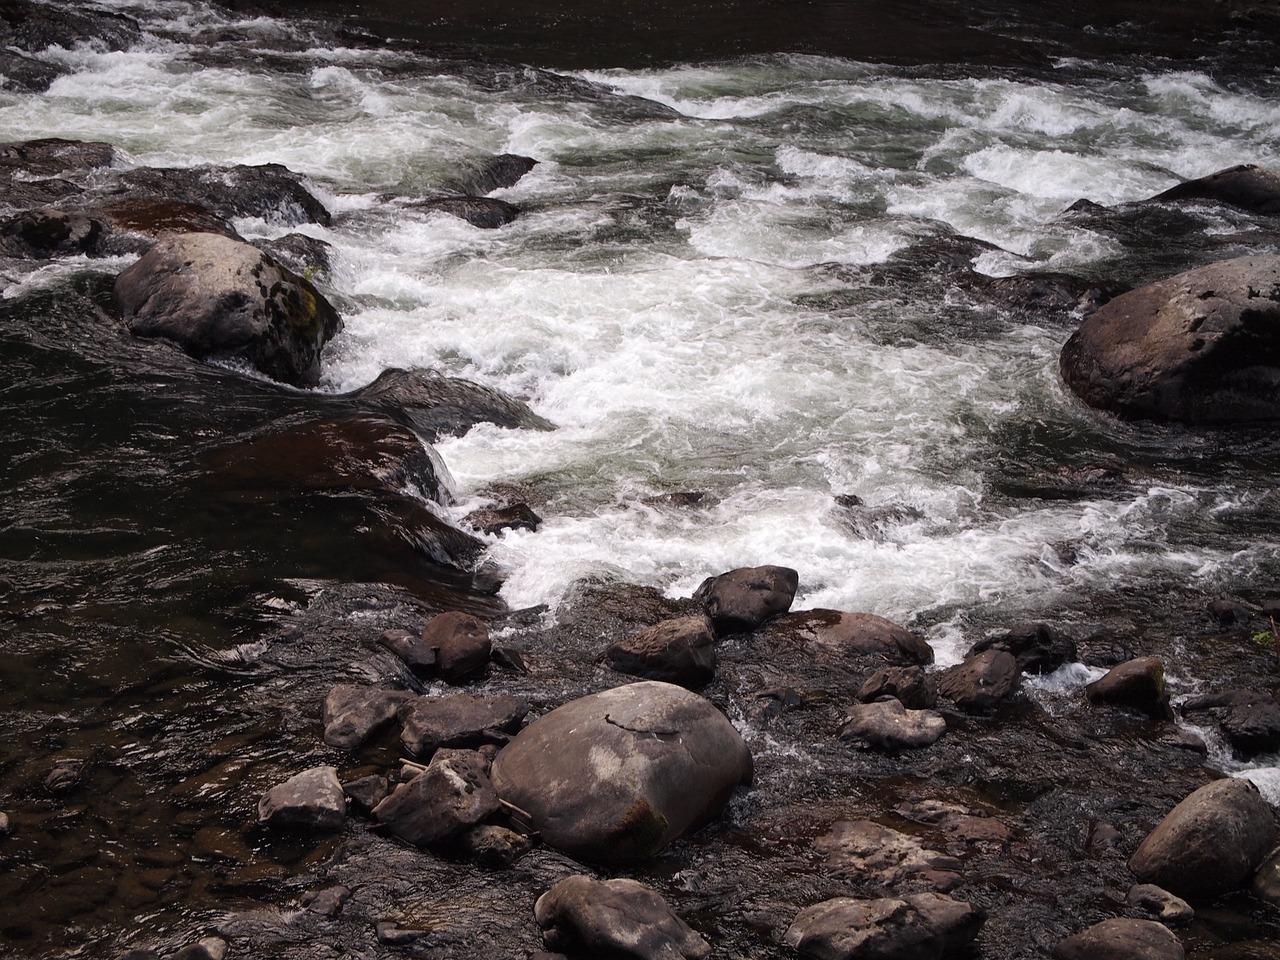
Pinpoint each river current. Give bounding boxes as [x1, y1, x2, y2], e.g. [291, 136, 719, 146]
[2, 1, 1280, 957]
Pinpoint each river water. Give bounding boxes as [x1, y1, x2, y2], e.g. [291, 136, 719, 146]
[2, 1, 1280, 957]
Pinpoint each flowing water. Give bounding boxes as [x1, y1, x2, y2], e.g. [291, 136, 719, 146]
[2, 1, 1280, 957]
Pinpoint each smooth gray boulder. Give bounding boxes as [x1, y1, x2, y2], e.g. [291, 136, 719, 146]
[114, 232, 342, 387]
[257, 766, 345, 830]
[372, 749, 499, 848]
[693, 565, 798, 634]
[1059, 254, 1280, 422]
[489, 681, 752, 862]
[784, 893, 985, 960]
[1052, 918, 1184, 960]
[839, 699, 946, 751]
[605, 615, 717, 688]
[534, 875, 710, 960]
[1128, 777, 1277, 899]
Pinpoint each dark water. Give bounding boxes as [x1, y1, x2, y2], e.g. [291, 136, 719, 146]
[2, 1, 1280, 958]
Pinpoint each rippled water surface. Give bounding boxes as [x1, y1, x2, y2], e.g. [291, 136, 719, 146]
[2, 1, 1280, 956]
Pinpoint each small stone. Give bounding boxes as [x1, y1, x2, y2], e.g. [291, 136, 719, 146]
[1052, 918, 1184, 960]
[343, 774, 390, 815]
[1127, 883, 1194, 924]
[464, 502, 542, 535]
[44, 758, 86, 793]
[967, 622, 1077, 675]
[398, 692, 528, 759]
[302, 884, 352, 918]
[0, 811, 10, 836]
[937, 650, 1019, 711]
[376, 921, 426, 946]
[422, 611, 492, 681]
[172, 937, 228, 960]
[257, 766, 346, 830]
[606, 615, 717, 688]
[1249, 846, 1280, 906]
[785, 892, 985, 960]
[857, 666, 936, 709]
[535, 875, 710, 960]
[1085, 657, 1172, 720]
[839, 699, 947, 751]
[458, 824, 534, 867]
[1208, 598, 1252, 627]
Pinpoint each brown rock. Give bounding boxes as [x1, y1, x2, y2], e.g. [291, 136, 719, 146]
[421, 611, 492, 681]
[937, 650, 1019, 711]
[1052, 918, 1184, 960]
[1085, 656, 1172, 719]
[605, 615, 717, 688]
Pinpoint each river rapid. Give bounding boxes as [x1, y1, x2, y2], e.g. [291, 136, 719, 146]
[2, 1, 1280, 957]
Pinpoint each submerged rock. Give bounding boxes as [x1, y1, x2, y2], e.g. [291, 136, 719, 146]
[489, 681, 752, 862]
[449, 153, 539, 195]
[784, 893, 985, 960]
[605, 615, 717, 687]
[839, 699, 947, 751]
[463, 502, 543, 536]
[535, 875, 710, 960]
[693, 565, 798, 635]
[1126, 884, 1194, 924]
[413, 196, 521, 228]
[1127, 777, 1277, 899]
[115, 232, 342, 387]
[1252, 846, 1280, 906]
[1148, 164, 1280, 216]
[1052, 918, 1184, 960]
[1179, 688, 1280, 758]
[111, 162, 331, 226]
[257, 766, 346, 830]
[815, 820, 962, 891]
[1059, 254, 1280, 422]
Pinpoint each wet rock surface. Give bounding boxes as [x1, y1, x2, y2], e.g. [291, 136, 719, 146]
[535, 875, 711, 960]
[605, 614, 718, 687]
[1085, 656, 1172, 719]
[257, 766, 346, 830]
[838, 698, 947, 751]
[784, 892, 985, 960]
[1148, 164, 1280, 217]
[694, 565, 799, 634]
[1052, 917, 1185, 960]
[398, 692, 528, 758]
[937, 649, 1020, 711]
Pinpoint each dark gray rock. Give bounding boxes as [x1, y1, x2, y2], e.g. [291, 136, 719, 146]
[839, 699, 947, 751]
[1128, 777, 1278, 899]
[1059, 255, 1280, 423]
[1052, 918, 1184, 960]
[489, 681, 752, 862]
[0, 207, 101, 259]
[1085, 656, 1172, 719]
[0, 0, 142, 55]
[937, 650, 1019, 711]
[1181, 688, 1280, 759]
[378, 628, 436, 676]
[784, 893, 985, 960]
[322, 685, 414, 750]
[0, 49, 59, 93]
[1148, 164, 1280, 216]
[398, 692, 528, 759]
[372, 749, 500, 848]
[421, 611, 492, 682]
[463, 502, 543, 535]
[44, 758, 86, 793]
[457, 823, 534, 867]
[111, 162, 331, 226]
[302, 884, 352, 918]
[694, 565, 798, 634]
[857, 666, 936, 709]
[449, 153, 538, 195]
[605, 614, 717, 688]
[256, 232, 332, 282]
[257, 766, 346, 830]
[967, 622, 1077, 675]
[534, 875, 710, 960]
[0, 137, 115, 181]
[815, 820, 963, 891]
[413, 196, 520, 228]
[766, 610, 934, 665]
[1251, 846, 1280, 906]
[114, 232, 342, 387]
[1127, 883, 1193, 924]
[342, 774, 389, 815]
[346, 367, 554, 441]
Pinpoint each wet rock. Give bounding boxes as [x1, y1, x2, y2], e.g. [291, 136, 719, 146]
[118, 950, 159, 960]
[378, 628, 436, 676]
[1128, 777, 1278, 899]
[1180, 688, 1280, 758]
[815, 820, 963, 890]
[937, 650, 1019, 711]
[534, 875, 710, 960]
[256, 232, 332, 282]
[1208, 597, 1254, 628]
[490, 681, 752, 862]
[1059, 254, 1280, 423]
[172, 938, 228, 960]
[1085, 656, 1172, 720]
[346, 367, 554, 441]
[1052, 918, 1184, 960]
[1127, 883, 1194, 924]
[0, 48, 59, 93]
[1251, 846, 1280, 906]
[0, 811, 9, 835]
[857, 666, 936, 709]
[0, 0, 142, 54]
[1148, 164, 1280, 216]
[784, 892, 985, 960]
[0, 137, 115, 181]
[693, 565, 798, 635]
[257, 766, 346, 830]
[1077, 634, 1135, 668]
[464, 502, 543, 535]
[322, 685, 414, 750]
[342, 774, 389, 815]
[457, 823, 534, 867]
[642, 491, 710, 508]
[43, 758, 86, 793]
[605, 614, 717, 688]
[967, 622, 1077, 675]
[111, 163, 331, 226]
[398, 691, 528, 759]
[839, 699, 947, 751]
[372, 749, 500, 848]
[449, 153, 539, 195]
[0, 207, 101, 259]
[114, 232, 342, 387]
[413, 196, 521, 228]
[766, 609, 934, 665]
[421, 611, 492, 681]
[302, 884, 351, 918]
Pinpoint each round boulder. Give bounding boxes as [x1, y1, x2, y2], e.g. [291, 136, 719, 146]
[1059, 254, 1280, 422]
[693, 565, 798, 635]
[1052, 918, 1184, 960]
[489, 681, 752, 862]
[605, 615, 717, 688]
[114, 232, 342, 387]
[1128, 777, 1278, 899]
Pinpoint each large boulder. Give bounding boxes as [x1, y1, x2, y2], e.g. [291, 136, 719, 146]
[784, 893, 985, 960]
[1052, 918, 1184, 960]
[534, 875, 710, 960]
[693, 565, 798, 635]
[1148, 164, 1280, 217]
[115, 232, 342, 387]
[489, 681, 752, 862]
[111, 163, 331, 226]
[1059, 255, 1280, 422]
[1128, 777, 1278, 899]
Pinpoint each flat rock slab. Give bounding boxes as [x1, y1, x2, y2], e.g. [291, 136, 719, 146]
[257, 766, 345, 831]
[323, 685, 414, 750]
[1052, 918, 1185, 960]
[490, 681, 752, 862]
[399, 692, 528, 759]
[815, 820, 962, 890]
[785, 892, 985, 960]
[766, 610, 934, 665]
[535, 875, 710, 960]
